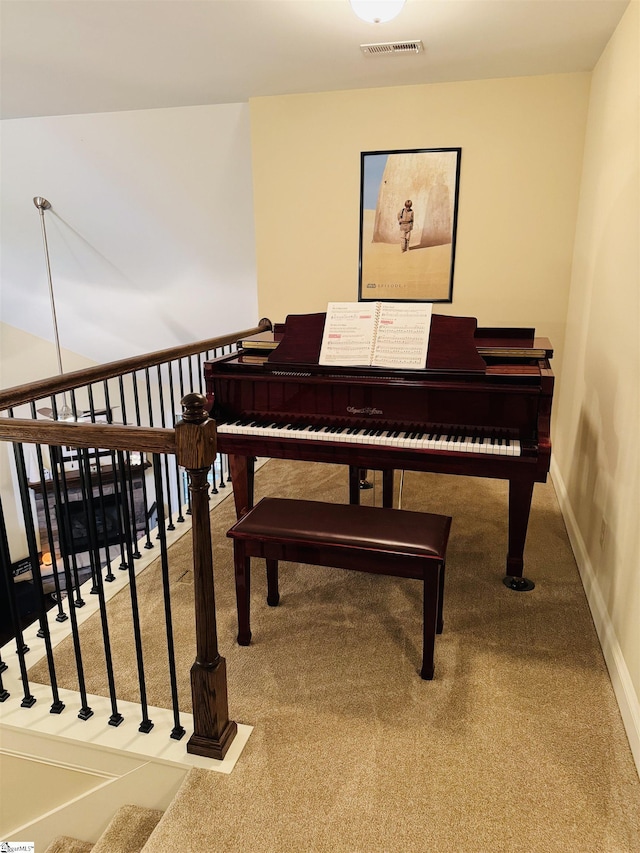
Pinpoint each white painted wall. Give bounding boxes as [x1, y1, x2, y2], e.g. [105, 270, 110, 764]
[0, 101, 258, 559]
[0, 102, 258, 366]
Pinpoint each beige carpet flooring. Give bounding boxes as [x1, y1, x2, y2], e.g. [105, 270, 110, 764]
[29, 460, 640, 852]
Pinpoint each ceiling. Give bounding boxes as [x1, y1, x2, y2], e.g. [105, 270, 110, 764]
[0, 0, 630, 120]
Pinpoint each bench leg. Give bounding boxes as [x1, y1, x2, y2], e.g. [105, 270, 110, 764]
[233, 542, 252, 645]
[421, 566, 440, 680]
[266, 558, 280, 606]
[437, 560, 445, 635]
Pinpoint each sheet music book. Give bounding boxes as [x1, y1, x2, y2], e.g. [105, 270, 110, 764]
[319, 302, 433, 369]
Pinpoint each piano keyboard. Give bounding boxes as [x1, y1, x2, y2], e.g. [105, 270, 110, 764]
[217, 420, 522, 456]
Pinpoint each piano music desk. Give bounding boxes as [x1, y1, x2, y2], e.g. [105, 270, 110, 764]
[227, 498, 452, 680]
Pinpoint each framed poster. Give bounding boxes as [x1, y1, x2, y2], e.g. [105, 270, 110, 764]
[357, 147, 461, 303]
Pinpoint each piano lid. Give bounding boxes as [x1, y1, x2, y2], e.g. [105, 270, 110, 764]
[266, 312, 488, 373]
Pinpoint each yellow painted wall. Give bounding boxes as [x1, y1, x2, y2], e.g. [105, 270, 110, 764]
[250, 73, 590, 383]
[553, 2, 640, 735]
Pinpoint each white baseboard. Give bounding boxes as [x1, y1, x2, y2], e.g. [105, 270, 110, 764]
[551, 459, 640, 775]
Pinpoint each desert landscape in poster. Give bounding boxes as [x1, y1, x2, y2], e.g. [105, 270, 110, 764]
[360, 208, 453, 301]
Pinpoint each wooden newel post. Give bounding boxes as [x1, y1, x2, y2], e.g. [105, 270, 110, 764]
[176, 392, 237, 760]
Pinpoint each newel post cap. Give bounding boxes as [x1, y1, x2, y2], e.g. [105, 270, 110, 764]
[175, 393, 217, 470]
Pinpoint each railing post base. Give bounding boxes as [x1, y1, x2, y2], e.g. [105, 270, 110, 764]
[187, 658, 238, 760]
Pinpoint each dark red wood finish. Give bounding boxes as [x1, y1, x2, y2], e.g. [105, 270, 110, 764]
[227, 498, 451, 679]
[205, 315, 554, 579]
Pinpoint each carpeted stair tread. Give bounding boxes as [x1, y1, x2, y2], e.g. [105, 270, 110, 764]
[43, 836, 93, 853]
[140, 772, 196, 851]
[90, 804, 163, 853]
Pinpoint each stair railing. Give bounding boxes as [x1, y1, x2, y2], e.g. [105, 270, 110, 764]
[0, 319, 271, 760]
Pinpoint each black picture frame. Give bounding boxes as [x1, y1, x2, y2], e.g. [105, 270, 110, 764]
[357, 147, 462, 303]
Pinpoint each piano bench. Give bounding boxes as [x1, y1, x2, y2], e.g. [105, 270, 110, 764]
[226, 498, 452, 680]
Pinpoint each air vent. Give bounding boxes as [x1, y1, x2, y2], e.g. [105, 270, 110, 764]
[360, 40, 424, 56]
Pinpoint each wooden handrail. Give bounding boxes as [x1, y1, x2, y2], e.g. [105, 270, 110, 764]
[0, 319, 272, 411]
[0, 418, 176, 455]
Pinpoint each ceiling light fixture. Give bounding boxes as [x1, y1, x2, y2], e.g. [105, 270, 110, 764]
[350, 1, 406, 24]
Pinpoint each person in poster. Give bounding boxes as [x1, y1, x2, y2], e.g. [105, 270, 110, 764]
[398, 199, 414, 252]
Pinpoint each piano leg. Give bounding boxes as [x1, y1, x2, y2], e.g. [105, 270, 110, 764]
[228, 454, 255, 518]
[349, 466, 361, 505]
[504, 477, 535, 591]
[382, 470, 394, 508]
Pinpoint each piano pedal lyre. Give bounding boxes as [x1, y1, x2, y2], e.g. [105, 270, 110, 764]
[358, 468, 374, 490]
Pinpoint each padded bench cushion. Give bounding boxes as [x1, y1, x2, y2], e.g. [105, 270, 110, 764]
[228, 497, 451, 559]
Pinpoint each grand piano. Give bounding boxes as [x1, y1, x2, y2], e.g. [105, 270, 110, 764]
[204, 313, 554, 590]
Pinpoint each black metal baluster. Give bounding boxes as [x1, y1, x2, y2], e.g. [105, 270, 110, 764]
[178, 357, 186, 399]
[156, 364, 175, 531]
[34, 467, 68, 616]
[87, 382, 128, 574]
[56, 457, 85, 607]
[187, 355, 195, 393]
[223, 351, 232, 484]
[123, 451, 142, 556]
[210, 458, 219, 495]
[30, 402, 68, 623]
[85, 384, 116, 582]
[105, 379, 141, 560]
[218, 452, 227, 490]
[131, 372, 154, 551]
[144, 367, 154, 428]
[48, 454, 93, 720]
[196, 353, 204, 394]
[0, 496, 34, 706]
[152, 455, 185, 740]
[12, 442, 64, 714]
[84, 386, 101, 592]
[92, 457, 116, 583]
[0, 661, 9, 702]
[50, 397, 84, 607]
[69, 388, 79, 419]
[108, 451, 135, 573]
[79, 449, 123, 727]
[144, 367, 165, 543]
[110, 450, 129, 573]
[168, 361, 185, 523]
[116, 451, 152, 733]
[176, 359, 193, 515]
[209, 344, 231, 482]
